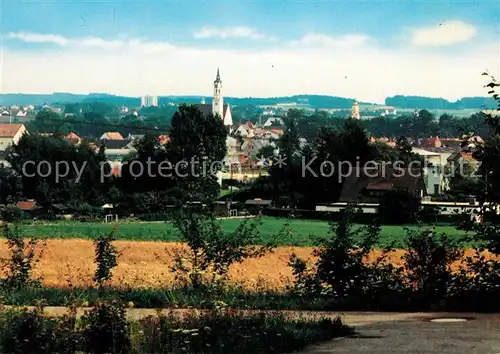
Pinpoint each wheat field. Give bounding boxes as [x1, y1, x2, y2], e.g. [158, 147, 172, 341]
[0, 239, 497, 291]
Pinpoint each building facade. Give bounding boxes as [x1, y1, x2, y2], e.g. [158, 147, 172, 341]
[141, 95, 159, 107]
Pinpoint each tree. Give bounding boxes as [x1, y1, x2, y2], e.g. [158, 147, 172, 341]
[167, 104, 227, 202]
[378, 188, 421, 225]
[6, 135, 108, 206]
[457, 73, 500, 254]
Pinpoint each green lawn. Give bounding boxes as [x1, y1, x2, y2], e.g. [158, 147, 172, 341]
[7, 217, 469, 247]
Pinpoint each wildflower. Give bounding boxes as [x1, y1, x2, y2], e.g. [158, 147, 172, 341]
[128, 301, 134, 308]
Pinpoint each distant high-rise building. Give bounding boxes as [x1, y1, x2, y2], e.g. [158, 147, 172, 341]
[351, 100, 360, 119]
[141, 95, 159, 107]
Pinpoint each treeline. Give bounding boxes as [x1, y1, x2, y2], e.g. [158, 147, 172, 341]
[284, 108, 489, 141]
[385, 95, 496, 109]
[1, 105, 227, 216]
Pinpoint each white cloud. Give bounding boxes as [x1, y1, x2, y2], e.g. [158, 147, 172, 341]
[411, 20, 477, 46]
[293, 33, 370, 48]
[193, 26, 274, 40]
[6, 32, 70, 46]
[2, 32, 498, 104]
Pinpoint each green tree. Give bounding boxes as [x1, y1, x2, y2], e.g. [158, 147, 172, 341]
[167, 104, 227, 202]
[461, 73, 500, 253]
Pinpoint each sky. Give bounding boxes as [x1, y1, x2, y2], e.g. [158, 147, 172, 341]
[0, 0, 499, 104]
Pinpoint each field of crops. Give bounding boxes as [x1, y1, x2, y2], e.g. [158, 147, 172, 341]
[1, 239, 495, 291]
[10, 217, 467, 247]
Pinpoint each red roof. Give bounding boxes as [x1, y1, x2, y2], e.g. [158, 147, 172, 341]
[366, 182, 394, 190]
[426, 136, 442, 148]
[102, 132, 124, 140]
[65, 132, 80, 140]
[16, 201, 37, 211]
[459, 152, 474, 160]
[0, 124, 23, 138]
[158, 135, 170, 144]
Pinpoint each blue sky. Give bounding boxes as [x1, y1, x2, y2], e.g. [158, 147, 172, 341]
[1, 0, 499, 103]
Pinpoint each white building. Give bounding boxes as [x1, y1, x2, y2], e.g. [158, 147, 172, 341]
[141, 95, 159, 107]
[412, 147, 454, 195]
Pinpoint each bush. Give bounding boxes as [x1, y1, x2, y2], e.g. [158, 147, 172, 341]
[169, 207, 276, 288]
[93, 228, 119, 294]
[137, 307, 352, 354]
[0, 205, 23, 222]
[0, 224, 44, 289]
[378, 188, 420, 225]
[80, 300, 130, 354]
[0, 300, 352, 354]
[403, 228, 463, 308]
[288, 205, 404, 306]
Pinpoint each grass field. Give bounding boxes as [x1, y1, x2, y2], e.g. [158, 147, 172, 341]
[9, 217, 468, 247]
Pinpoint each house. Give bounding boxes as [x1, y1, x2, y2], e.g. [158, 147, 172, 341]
[338, 166, 426, 203]
[101, 139, 135, 162]
[99, 132, 124, 140]
[412, 147, 454, 195]
[241, 137, 276, 158]
[423, 136, 442, 148]
[0, 124, 28, 150]
[127, 134, 145, 140]
[244, 199, 272, 214]
[16, 200, 43, 218]
[225, 136, 241, 165]
[263, 117, 285, 128]
[64, 132, 82, 145]
[234, 122, 256, 138]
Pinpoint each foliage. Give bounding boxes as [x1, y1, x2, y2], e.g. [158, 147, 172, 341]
[170, 208, 276, 288]
[403, 228, 463, 306]
[378, 188, 421, 225]
[93, 227, 119, 293]
[0, 300, 351, 354]
[167, 104, 228, 202]
[288, 205, 397, 302]
[0, 224, 43, 289]
[80, 299, 131, 354]
[6, 135, 109, 206]
[0, 204, 23, 222]
[137, 307, 351, 354]
[459, 72, 500, 254]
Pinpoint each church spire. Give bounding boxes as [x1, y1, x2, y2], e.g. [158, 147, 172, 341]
[215, 67, 221, 84]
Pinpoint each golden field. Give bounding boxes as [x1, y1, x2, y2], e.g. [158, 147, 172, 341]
[0, 239, 497, 291]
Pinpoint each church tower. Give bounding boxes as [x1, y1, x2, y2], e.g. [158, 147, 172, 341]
[212, 68, 224, 119]
[351, 99, 360, 119]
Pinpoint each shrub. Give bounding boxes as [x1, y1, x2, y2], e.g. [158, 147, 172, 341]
[378, 188, 420, 225]
[93, 227, 119, 295]
[403, 228, 463, 307]
[0, 205, 23, 222]
[137, 308, 352, 353]
[0, 223, 44, 289]
[0, 302, 78, 354]
[169, 207, 276, 288]
[288, 205, 403, 306]
[80, 300, 131, 354]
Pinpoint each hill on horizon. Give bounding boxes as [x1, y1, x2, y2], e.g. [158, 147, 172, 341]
[0, 92, 495, 111]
